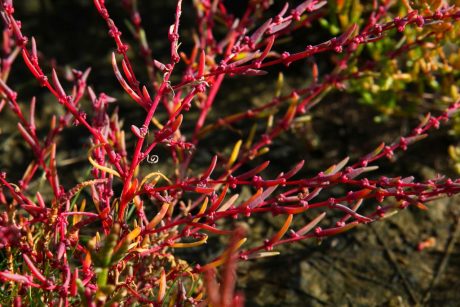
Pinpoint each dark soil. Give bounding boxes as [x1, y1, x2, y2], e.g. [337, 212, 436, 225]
[238, 196, 460, 306]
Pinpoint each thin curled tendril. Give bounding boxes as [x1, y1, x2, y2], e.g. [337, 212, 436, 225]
[146, 154, 159, 164]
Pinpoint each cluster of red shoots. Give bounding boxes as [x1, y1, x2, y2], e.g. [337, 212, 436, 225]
[1, 0, 460, 305]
